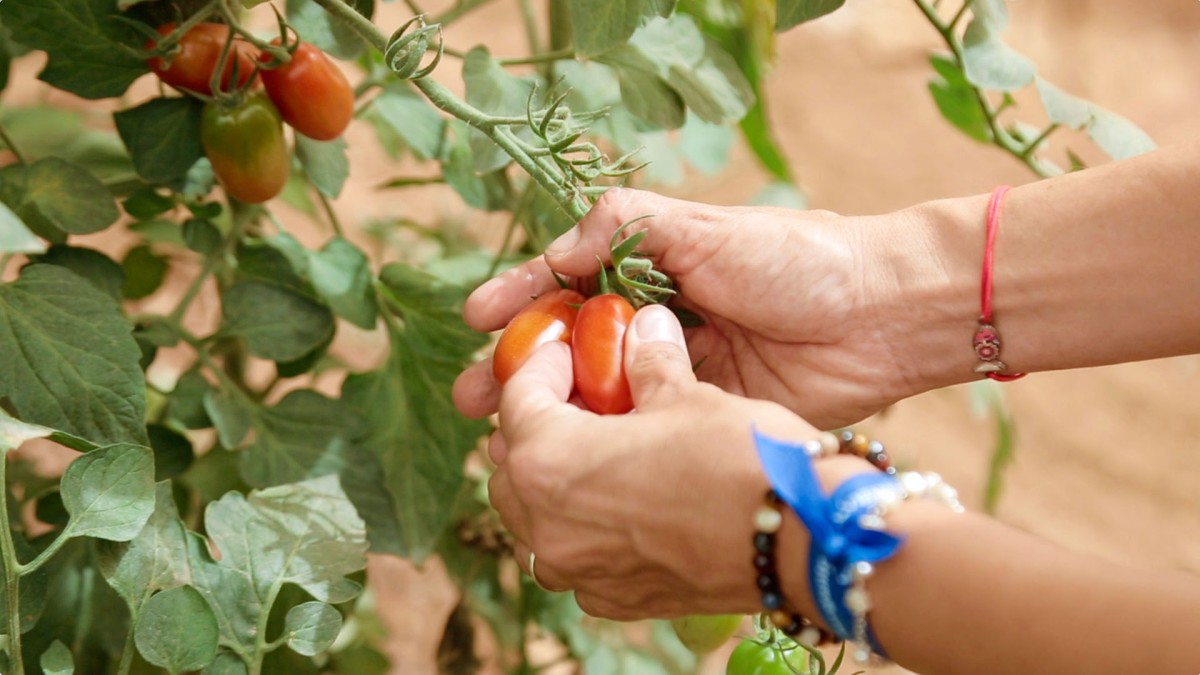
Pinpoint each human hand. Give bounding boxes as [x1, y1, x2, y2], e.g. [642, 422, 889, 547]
[455, 188, 918, 430]
[487, 304, 872, 620]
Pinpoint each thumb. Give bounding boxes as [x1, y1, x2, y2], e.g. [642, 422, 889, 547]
[623, 305, 696, 410]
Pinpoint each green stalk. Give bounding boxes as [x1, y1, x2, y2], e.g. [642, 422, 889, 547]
[248, 578, 286, 675]
[498, 49, 575, 67]
[116, 610, 138, 675]
[432, 0, 498, 26]
[0, 459, 25, 675]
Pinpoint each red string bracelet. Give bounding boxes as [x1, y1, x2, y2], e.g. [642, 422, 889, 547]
[972, 185, 1026, 381]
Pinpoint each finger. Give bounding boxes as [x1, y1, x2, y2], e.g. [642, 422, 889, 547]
[463, 258, 563, 332]
[487, 430, 507, 465]
[514, 541, 569, 593]
[487, 466, 530, 543]
[452, 359, 501, 419]
[623, 305, 696, 410]
[498, 340, 577, 438]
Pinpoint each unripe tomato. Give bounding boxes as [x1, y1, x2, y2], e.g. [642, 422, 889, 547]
[493, 289, 586, 385]
[200, 92, 291, 204]
[572, 294, 635, 414]
[671, 614, 744, 654]
[725, 639, 810, 675]
[147, 23, 259, 96]
[260, 41, 355, 141]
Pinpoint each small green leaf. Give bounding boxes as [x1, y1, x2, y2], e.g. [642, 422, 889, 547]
[1086, 108, 1156, 161]
[203, 387, 254, 449]
[135, 586, 220, 674]
[598, 48, 685, 130]
[441, 121, 513, 211]
[463, 47, 538, 172]
[928, 54, 991, 143]
[128, 219, 187, 247]
[147, 424, 194, 480]
[0, 264, 147, 445]
[123, 188, 176, 220]
[0, 157, 120, 239]
[40, 640, 74, 675]
[184, 219, 223, 255]
[776, 0, 847, 31]
[28, 246, 125, 301]
[202, 651, 249, 675]
[1035, 78, 1093, 129]
[61, 443, 156, 542]
[0, 201, 45, 255]
[308, 237, 377, 330]
[569, 0, 667, 57]
[296, 135, 349, 198]
[121, 245, 168, 300]
[286, 0, 375, 60]
[369, 83, 446, 161]
[221, 281, 335, 363]
[284, 601, 342, 656]
[96, 482, 192, 608]
[168, 369, 214, 430]
[115, 97, 207, 189]
[961, 19, 1035, 92]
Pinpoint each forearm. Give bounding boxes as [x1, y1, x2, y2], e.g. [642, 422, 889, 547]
[867, 140, 1200, 395]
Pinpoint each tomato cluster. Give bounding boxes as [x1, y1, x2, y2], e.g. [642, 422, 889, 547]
[145, 22, 355, 203]
[492, 289, 636, 415]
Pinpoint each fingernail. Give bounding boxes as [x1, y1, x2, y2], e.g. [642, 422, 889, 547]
[633, 305, 685, 347]
[545, 226, 580, 257]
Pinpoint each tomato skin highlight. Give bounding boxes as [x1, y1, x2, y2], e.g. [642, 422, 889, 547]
[493, 289, 586, 385]
[571, 294, 635, 414]
[200, 92, 291, 204]
[260, 41, 355, 141]
[147, 23, 259, 95]
[725, 639, 810, 675]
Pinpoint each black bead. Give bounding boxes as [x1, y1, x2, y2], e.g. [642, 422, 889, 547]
[756, 574, 777, 592]
[761, 591, 783, 610]
[783, 616, 803, 636]
[753, 532, 775, 554]
[753, 554, 773, 573]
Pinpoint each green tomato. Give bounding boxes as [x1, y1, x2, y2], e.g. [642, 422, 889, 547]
[671, 614, 743, 654]
[200, 92, 290, 204]
[725, 639, 810, 675]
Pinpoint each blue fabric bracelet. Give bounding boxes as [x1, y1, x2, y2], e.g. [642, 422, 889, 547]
[753, 428, 905, 654]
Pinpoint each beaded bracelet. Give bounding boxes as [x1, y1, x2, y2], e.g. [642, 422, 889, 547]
[751, 429, 965, 663]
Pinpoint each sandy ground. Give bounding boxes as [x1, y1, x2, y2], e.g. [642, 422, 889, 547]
[4, 0, 1200, 673]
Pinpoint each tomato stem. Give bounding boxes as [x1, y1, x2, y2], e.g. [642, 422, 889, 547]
[0, 456, 25, 675]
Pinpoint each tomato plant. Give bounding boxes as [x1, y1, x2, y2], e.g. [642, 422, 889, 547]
[672, 613, 744, 654]
[200, 92, 290, 203]
[261, 40, 355, 141]
[147, 22, 259, 95]
[726, 639, 811, 675]
[493, 288, 586, 385]
[572, 293, 636, 414]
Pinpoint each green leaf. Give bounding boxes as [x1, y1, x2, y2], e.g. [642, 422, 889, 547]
[238, 390, 366, 487]
[960, 19, 1035, 92]
[121, 244, 168, 300]
[147, 424, 194, 479]
[369, 82, 446, 161]
[463, 47, 537, 173]
[221, 280, 335, 362]
[96, 482, 191, 608]
[0, 106, 135, 185]
[0, 0, 147, 99]
[1087, 108, 1156, 161]
[184, 218, 223, 256]
[1034, 78, 1092, 129]
[128, 218, 187, 247]
[597, 47, 686, 130]
[776, 0, 847, 31]
[342, 264, 489, 560]
[0, 407, 54, 454]
[203, 651, 249, 675]
[441, 121, 513, 211]
[61, 442, 156, 541]
[115, 97, 207, 189]
[295, 135, 349, 199]
[123, 188, 176, 220]
[40, 640, 74, 675]
[308, 237, 378, 330]
[928, 54, 991, 143]
[569, 0, 668, 57]
[0, 202, 45, 255]
[286, 0, 375, 60]
[0, 157, 120, 239]
[970, 0, 1010, 32]
[284, 601, 342, 656]
[28, 246, 124, 301]
[135, 586, 219, 674]
[204, 387, 254, 449]
[167, 368, 214, 430]
[0, 264, 147, 445]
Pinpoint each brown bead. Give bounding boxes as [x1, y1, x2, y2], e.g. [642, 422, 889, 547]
[769, 609, 793, 629]
[850, 433, 871, 457]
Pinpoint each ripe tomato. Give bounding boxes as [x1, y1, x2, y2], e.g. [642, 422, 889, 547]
[571, 294, 635, 414]
[200, 92, 291, 204]
[671, 614, 744, 654]
[493, 289, 586, 385]
[725, 639, 810, 675]
[147, 23, 259, 96]
[260, 41, 355, 141]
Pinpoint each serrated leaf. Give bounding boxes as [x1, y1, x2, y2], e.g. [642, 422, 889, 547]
[115, 97, 207, 189]
[286, 0, 375, 60]
[40, 640, 74, 675]
[295, 135, 349, 198]
[0, 264, 147, 445]
[284, 601, 342, 656]
[0, 157, 120, 239]
[221, 280, 335, 362]
[776, 0, 847, 31]
[0, 0, 148, 99]
[463, 47, 538, 173]
[29, 246, 126, 301]
[61, 443, 156, 541]
[96, 482, 191, 608]
[341, 264, 489, 560]
[569, 0, 667, 57]
[135, 586, 219, 674]
[928, 54, 990, 143]
[370, 83, 446, 161]
[1087, 108, 1155, 161]
[0, 202, 45, 255]
[961, 19, 1035, 92]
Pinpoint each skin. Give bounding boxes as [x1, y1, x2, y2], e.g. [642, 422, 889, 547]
[462, 140, 1200, 674]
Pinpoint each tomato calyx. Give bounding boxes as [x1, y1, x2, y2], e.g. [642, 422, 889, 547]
[384, 15, 445, 80]
[595, 214, 676, 309]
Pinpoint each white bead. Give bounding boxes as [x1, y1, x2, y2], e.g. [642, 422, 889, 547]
[855, 648, 872, 663]
[853, 561, 874, 579]
[858, 513, 887, 531]
[797, 626, 821, 647]
[899, 471, 928, 496]
[802, 439, 822, 457]
[844, 587, 871, 614]
[817, 432, 840, 457]
[754, 506, 783, 533]
[932, 481, 959, 504]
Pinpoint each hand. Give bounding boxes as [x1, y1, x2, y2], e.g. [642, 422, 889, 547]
[487, 305, 872, 620]
[455, 188, 916, 430]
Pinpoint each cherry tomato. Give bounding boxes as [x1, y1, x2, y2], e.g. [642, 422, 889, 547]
[147, 23, 259, 96]
[571, 294, 635, 414]
[671, 614, 744, 654]
[725, 639, 810, 675]
[260, 41, 355, 141]
[200, 92, 291, 204]
[492, 289, 586, 385]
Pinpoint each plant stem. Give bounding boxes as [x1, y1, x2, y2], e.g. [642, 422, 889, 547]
[487, 184, 534, 278]
[432, 0, 498, 26]
[168, 256, 216, 325]
[498, 49, 575, 67]
[218, 0, 290, 62]
[18, 529, 71, 576]
[315, 188, 345, 237]
[248, 578, 286, 675]
[0, 119, 30, 165]
[518, 0, 542, 59]
[948, 0, 974, 32]
[0, 458, 25, 675]
[116, 609, 138, 675]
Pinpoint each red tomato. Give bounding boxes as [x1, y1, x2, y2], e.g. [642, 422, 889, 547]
[572, 294, 635, 415]
[147, 23, 259, 96]
[260, 41, 355, 141]
[493, 289, 586, 385]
